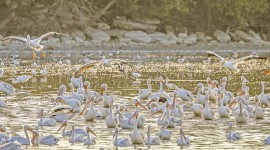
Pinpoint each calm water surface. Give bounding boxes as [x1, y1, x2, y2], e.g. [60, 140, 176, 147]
[0, 51, 270, 150]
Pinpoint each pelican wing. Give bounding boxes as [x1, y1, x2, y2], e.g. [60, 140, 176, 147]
[36, 32, 68, 42]
[2, 36, 27, 42]
[206, 51, 225, 62]
[75, 61, 101, 76]
[232, 54, 253, 64]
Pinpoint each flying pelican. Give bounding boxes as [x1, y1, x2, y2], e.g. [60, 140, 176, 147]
[177, 128, 190, 146]
[2, 32, 68, 59]
[84, 127, 96, 146]
[145, 125, 160, 145]
[203, 94, 215, 120]
[129, 111, 145, 144]
[226, 123, 241, 141]
[113, 127, 130, 147]
[206, 51, 264, 73]
[158, 120, 172, 140]
[0, 82, 15, 95]
[38, 108, 56, 126]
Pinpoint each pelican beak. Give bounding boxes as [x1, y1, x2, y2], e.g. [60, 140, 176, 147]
[100, 88, 105, 95]
[56, 122, 67, 133]
[128, 111, 138, 123]
[136, 101, 148, 111]
[79, 107, 86, 116]
[208, 80, 216, 88]
[237, 89, 244, 96]
[83, 84, 87, 90]
[145, 99, 155, 107]
[228, 98, 237, 108]
[151, 109, 163, 116]
[87, 128, 96, 136]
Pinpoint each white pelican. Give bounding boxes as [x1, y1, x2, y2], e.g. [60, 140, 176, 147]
[2, 32, 68, 59]
[226, 123, 241, 141]
[38, 108, 56, 126]
[171, 84, 193, 101]
[206, 78, 219, 101]
[116, 110, 134, 129]
[96, 101, 110, 119]
[83, 81, 100, 101]
[145, 125, 160, 145]
[7, 125, 34, 145]
[194, 83, 207, 105]
[0, 142, 22, 150]
[69, 83, 84, 103]
[206, 51, 263, 72]
[218, 95, 230, 118]
[177, 128, 190, 146]
[55, 96, 81, 109]
[190, 103, 204, 117]
[32, 127, 59, 146]
[158, 120, 172, 140]
[71, 75, 82, 89]
[203, 94, 215, 120]
[79, 99, 96, 121]
[106, 107, 118, 128]
[100, 83, 113, 108]
[138, 78, 152, 100]
[258, 82, 270, 106]
[50, 105, 79, 122]
[113, 127, 130, 147]
[0, 82, 15, 95]
[235, 100, 249, 123]
[10, 75, 31, 84]
[164, 77, 176, 90]
[254, 96, 264, 119]
[84, 127, 96, 146]
[0, 99, 7, 109]
[129, 111, 144, 144]
[57, 121, 88, 137]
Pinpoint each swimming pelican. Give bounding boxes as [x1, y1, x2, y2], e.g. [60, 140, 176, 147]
[206, 78, 219, 101]
[138, 78, 152, 100]
[83, 81, 100, 101]
[79, 98, 96, 121]
[226, 123, 241, 141]
[55, 96, 81, 109]
[164, 77, 176, 90]
[218, 95, 230, 118]
[177, 128, 190, 146]
[157, 120, 172, 140]
[100, 83, 113, 108]
[129, 111, 145, 144]
[145, 125, 160, 145]
[258, 82, 270, 106]
[0, 82, 15, 95]
[38, 108, 56, 126]
[32, 127, 59, 146]
[190, 103, 204, 117]
[113, 127, 130, 147]
[7, 125, 34, 145]
[235, 100, 249, 123]
[206, 51, 263, 73]
[171, 84, 193, 101]
[194, 83, 207, 105]
[254, 96, 264, 119]
[84, 127, 96, 146]
[57, 121, 88, 137]
[50, 105, 79, 122]
[71, 75, 82, 89]
[10, 75, 31, 84]
[106, 107, 118, 128]
[0, 142, 22, 150]
[116, 110, 135, 129]
[203, 94, 215, 120]
[69, 83, 84, 103]
[2, 32, 68, 59]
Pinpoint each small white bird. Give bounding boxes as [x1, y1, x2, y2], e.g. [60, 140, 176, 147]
[10, 75, 31, 84]
[177, 128, 190, 146]
[226, 123, 241, 141]
[145, 125, 160, 145]
[113, 127, 130, 147]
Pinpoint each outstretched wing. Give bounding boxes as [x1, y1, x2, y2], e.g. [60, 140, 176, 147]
[36, 32, 68, 42]
[75, 61, 101, 76]
[206, 51, 225, 62]
[2, 36, 27, 42]
[232, 53, 266, 64]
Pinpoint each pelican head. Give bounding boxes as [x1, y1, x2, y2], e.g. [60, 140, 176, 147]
[56, 120, 68, 133]
[100, 83, 108, 95]
[58, 85, 66, 96]
[84, 81, 90, 90]
[85, 127, 96, 136]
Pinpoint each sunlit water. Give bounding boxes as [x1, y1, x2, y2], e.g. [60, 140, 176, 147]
[0, 51, 270, 150]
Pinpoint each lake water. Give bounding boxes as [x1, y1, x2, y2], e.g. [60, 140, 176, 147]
[0, 50, 270, 150]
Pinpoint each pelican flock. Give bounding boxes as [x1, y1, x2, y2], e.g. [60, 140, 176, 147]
[0, 37, 270, 149]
